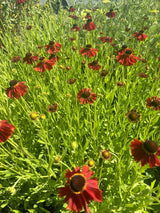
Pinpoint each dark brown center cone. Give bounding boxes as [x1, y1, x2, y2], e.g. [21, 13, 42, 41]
[143, 140, 159, 154]
[9, 80, 18, 87]
[70, 175, 85, 192]
[82, 90, 90, 98]
[128, 112, 139, 121]
[26, 52, 32, 57]
[150, 100, 160, 107]
[125, 50, 132, 55]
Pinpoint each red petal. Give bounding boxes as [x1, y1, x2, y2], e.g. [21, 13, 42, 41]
[82, 165, 90, 175]
[85, 185, 103, 202]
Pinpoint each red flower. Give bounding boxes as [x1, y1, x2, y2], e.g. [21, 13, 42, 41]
[0, 44, 1, 49]
[88, 60, 101, 70]
[48, 54, 60, 64]
[106, 9, 116, 17]
[130, 139, 160, 168]
[116, 48, 140, 66]
[79, 44, 98, 57]
[71, 24, 80, 32]
[99, 37, 113, 43]
[69, 6, 76, 12]
[77, 88, 97, 104]
[45, 41, 62, 54]
[133, 30, 148, 41]
[83, 19, 96, 31]
[69, 15, 79, 19]
[5, 80, 28, 99]
[0, 120, 15, 143]
[16, 0, 26, 4]
[58, 165, 102, 213]
[85, 13, 92, 19]
[11, 56, 21, 62]
[146, 96, 160, 111]
[23, 53, 38, 64]
[33, 57, 55, 72]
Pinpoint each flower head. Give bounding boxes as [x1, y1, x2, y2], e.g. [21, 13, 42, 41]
[30, 112, 38, 120]
[58, 165, 102, 213]
[40, 114, 46, 120]
[48, 54, 60, 64]
[126, 109, 140, 123]
[85, 13, 92, 19]
[67, 78, 76, 84]
[88, 60, 101, 70]
[45, 41, 62, 54]
[138, 72, 148, 78]
[79, 44, 98, 57]
[116, 48, 140, 66]
[23, 52, 38, 64]
[133, 30, 148, 41]
[83, 19, 96, 31]
[69, 6, 76, 12]
[106, 9, 116, 17]
[26, 25, 32, 30]
[77, 88, 97, 104]
[99, 37, 113, 43]
[130, 139, 160, 168]
[146, 96, 160, 110]
[47, 103, 58, 112]
[71, 24, 80, 32]
[87, 159, 95, 167]
[5, 80, 28, 99]
[33, 57, 55, 72]
[116, 81, 125, 87]
[100, 70, 108, 77]
[100, 149, 112, 161]
[0, 120, 15, 143]
[11, 56, 21, 62]
[16, 0, 26, 4]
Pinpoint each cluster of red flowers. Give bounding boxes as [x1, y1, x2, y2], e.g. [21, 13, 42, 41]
[2, 5, 160, 213]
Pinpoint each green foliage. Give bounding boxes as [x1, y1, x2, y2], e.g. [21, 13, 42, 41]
[0, 0, 160, 212]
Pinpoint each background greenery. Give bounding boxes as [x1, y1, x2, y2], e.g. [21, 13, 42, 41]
[0, 0, 160, 212]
